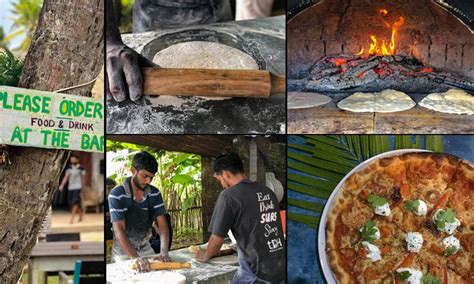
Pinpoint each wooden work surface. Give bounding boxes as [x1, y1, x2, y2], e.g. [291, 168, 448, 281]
[30, 241, 103, 257]
[288, 93, 474, 134]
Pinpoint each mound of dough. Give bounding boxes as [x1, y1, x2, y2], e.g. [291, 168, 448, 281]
[152, 41, 259, 101]
[337, 89, 415, 113]
[153, 41, 259, 70]
[419, 89, 474, 115]
[288, 92, 332, 109]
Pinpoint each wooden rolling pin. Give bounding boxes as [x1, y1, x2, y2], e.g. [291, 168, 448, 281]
[131, 261, 191, 271]
[143, 67, 285, 98]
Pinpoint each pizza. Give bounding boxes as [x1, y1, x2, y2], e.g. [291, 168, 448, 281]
[325, 152, 474, 283]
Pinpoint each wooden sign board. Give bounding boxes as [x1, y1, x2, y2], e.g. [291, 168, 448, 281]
[0, 86, 104, 153]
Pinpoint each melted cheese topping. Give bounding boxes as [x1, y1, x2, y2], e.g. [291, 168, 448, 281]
[362, 241, 381, 262]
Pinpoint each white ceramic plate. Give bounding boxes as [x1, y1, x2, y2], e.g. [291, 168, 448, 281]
[317, 149, 431, 283]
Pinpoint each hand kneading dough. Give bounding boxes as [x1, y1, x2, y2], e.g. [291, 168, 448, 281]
[337, 90, 415, 113]
[152, 41, 259, 101]
[419, 89, 474, 115]
[288, 92, 332, 109]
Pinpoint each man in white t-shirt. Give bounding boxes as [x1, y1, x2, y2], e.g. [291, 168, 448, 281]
[59, 155, 86, 224]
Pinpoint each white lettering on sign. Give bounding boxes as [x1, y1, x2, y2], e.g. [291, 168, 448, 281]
[0, 86, 104, 153]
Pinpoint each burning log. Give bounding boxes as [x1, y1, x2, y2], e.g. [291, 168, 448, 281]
[298, 54, 474, 93]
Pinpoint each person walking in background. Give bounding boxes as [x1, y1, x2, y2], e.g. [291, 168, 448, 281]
[59, 154, 86, 224]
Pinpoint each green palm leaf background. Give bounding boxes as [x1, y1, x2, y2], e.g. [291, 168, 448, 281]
[287, 135, 444, 229]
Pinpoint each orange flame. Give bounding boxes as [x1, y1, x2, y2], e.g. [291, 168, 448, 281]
[355, 9, 405, 57]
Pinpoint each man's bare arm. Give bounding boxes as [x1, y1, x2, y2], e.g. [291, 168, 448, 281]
[154, 215, 171, 261]
[112, 220, 139, 258]
[59, 174, 69, 191]
[195, 234, 225, 262]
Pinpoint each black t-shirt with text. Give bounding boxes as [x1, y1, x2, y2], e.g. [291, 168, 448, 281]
[208, 179, 285, 282]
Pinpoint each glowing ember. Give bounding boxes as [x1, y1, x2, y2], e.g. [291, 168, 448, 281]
[356, 9, 405, 57]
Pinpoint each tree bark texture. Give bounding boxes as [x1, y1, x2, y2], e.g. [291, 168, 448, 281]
[0, 0, 104, 282]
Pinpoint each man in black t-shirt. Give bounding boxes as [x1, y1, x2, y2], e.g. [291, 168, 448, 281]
[195, 153, 286, 283]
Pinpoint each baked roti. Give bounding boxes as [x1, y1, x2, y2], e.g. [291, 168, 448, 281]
[325, 152, 474, 283]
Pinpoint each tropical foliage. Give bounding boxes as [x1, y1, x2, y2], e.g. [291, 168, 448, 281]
[3, 0, 43, 52]
[107, 140, 203, 248]
[118, 0, 133, 33]
[288, 135, 444, 229]
[0, 48, 23, 86]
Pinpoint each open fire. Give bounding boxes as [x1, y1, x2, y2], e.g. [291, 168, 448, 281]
[355, 9, 405, 57]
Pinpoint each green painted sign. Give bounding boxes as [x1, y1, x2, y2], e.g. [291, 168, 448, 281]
[0, 86, 104, 153]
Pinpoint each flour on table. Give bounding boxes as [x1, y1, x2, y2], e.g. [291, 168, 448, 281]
[152, 41, 259, 102]
[419, 89, 474, 115]
[129, 271, 186, 284]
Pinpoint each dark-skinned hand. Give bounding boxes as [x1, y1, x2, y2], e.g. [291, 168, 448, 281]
[106, 41, 157, 102]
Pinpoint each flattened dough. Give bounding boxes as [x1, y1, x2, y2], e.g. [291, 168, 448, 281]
[288, 92, 332, 109]
[419, 89, 474, 115]
[337, 92, 374, 112]
[153, 41, 259, 70]
[152, 41, 259, 101]
[337, 89, 415, 113]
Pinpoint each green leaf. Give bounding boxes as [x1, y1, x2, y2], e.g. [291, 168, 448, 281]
[287, 183, 333, 199]
[425, 136, 444, 152]
[404, 200, 420, 213]
[288, 151, 354, 174]
[434, 208, 456, 230]
[171, 174, 194, 185]
[367, 195, 388, 207]
[288, 160, 344, 182]
[360, 220, 378, 242]
[421, 274, 441, 284]
[444, 245, 458, 256]
[288, 174, 337, 191]
[288, 198, 325, 212]
[287, 212, 319, 229]
[397, 270, 412, 281]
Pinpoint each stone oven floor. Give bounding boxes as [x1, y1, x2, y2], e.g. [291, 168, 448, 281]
[288, 92, 474, 134]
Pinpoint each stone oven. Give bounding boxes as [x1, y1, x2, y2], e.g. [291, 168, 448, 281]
[288, 0, 474, 92]
[287, 0, 474, 134]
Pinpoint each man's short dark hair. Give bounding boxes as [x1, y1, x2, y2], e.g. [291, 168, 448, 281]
[132, 151, 158, 174]
[70, 154, 79, 159]
[213, 153, 244, 175]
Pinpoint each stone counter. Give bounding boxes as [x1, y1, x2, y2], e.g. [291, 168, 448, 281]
[107, 16, 286, 134]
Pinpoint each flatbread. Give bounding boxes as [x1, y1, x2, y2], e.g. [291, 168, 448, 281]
[152, 41, 259, 101]
[337, 90, 415, 113]
[419, 89, 474, 115]
[337, 92, 375, 112]
[153, 41, 259, 70]
[326, 152, 474, 283]
[376, 89, 416, 113]
[288, 92, 332, 109]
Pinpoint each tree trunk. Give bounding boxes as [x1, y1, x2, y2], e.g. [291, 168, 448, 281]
[0, 0, 103, 282]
